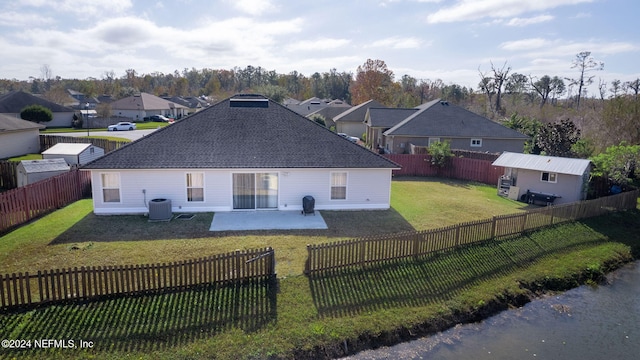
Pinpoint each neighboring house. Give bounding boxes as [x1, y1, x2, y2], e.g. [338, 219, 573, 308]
[365, 107, 419, 153]
[82, 94, 400, 215]
[0, 114, 45, 159]
[284, 97, 332, 116]
[492, 152, 592, 205]
[334, 100, 386, 139]
[162, 96, 211, 115]
[381, 99, 529, 154]
[306, 99, 352, 129]
[109, 92, 188, 121]
[17, 159, 70, 187]
[0, 90, 75, 127]
[42, 143, 105, 166]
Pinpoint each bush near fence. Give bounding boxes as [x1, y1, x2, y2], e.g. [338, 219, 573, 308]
[0, 247, 275, 311]
[305, 189, 639, 275]
[0, 169, 91, 234]
[385, 153, 504, 185]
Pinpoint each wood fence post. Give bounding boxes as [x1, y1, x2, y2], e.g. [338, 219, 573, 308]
[520, 213, 528, 233]
[491, 216, 497, 239]
[413, 232, 420, 258]
[22, 187, 30, 222]
[549, 206, 554, 225]
[234, 249, 241, 281]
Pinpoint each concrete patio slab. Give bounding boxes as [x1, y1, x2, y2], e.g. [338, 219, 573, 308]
[209, 211, 328, 231]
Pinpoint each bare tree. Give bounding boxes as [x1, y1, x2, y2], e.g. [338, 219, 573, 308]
[478, 61, 511, 115]
[565, 51, 604, 110]
[40, 64, 53, 92]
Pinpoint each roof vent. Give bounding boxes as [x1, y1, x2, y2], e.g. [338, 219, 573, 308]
[230, 98, 269, 108]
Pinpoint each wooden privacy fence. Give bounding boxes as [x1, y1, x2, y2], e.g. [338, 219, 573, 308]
[305, 189, 639, 275]
[0, 160, 18, 189]
[0, 169, 91, 234]
[40, 134, 128, 153]
[0, 248, 275, 311]
[385, 154, 505, 185]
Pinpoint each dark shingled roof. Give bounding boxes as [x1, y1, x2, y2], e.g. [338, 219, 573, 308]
[0, 113, 46, 132]
[384, 99, 529, 139]
[83, 94, 399, 170]
[0, 91, 73, 113]
[367, 108, 419, 128]
[334, 100, 386, 123]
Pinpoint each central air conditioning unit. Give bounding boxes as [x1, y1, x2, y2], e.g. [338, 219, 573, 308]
[148, 198, 172, 221]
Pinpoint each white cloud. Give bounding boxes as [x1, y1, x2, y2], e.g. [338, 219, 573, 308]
[369, 37, 424, 49]
[228, 0, 277, 16]
[426, 0, 593, 23]
[0, 11, 56, 27]
[285, 38, 351, 52]
[501, 38, 550, 51]
[507, 14, 554, 26]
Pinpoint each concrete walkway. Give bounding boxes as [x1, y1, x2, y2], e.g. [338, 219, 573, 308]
[209, 211, 328, 231]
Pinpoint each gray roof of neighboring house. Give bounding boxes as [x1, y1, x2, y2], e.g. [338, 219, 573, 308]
[492, 152, 591, 176]
[306, 100, 352, 128]
[0, 91, 74, 113]
[19, 158, 70, 173]
[42, 143, 98, 155]
[83, 94, 399, 170]
[0, 113, 45, 133]
[334, 100, 386, 123]
[384, 99, 529, 139]
[110, 93, 188, 111]
[366, 108, 419, 128]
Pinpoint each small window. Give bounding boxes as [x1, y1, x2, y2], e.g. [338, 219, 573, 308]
[331, 172, 347, 200]
[101, 173, 120, 203]
[541, 172, 557, 183]
[428, 137, 441, 147]
[186, 173, 204, 202]
[471, 138, 482, 147]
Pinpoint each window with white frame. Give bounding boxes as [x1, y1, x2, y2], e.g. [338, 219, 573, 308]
[101, 173, 120, 203]
[541, 172, 557, 183]
[428, 137, 441, 147]
[186, 172, 204, 202]
[471, 138, 482, 147]
[331, 172, 347, 200]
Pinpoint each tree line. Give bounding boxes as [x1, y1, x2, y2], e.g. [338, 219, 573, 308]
[1, 53, 638, 186]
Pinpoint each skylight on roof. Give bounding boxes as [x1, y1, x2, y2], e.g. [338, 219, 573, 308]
[230, 98, 269, 108]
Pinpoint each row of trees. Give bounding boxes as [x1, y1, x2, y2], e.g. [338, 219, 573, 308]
[3, 53, 639, 186]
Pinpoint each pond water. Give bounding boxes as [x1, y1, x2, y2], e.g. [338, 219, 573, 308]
[344, 262, 640, 360]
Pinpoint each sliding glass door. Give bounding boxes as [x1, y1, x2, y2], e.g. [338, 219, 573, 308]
[233, 173, 278, 210]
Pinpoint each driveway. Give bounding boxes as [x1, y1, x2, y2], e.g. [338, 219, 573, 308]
[49, 129, 158, 141]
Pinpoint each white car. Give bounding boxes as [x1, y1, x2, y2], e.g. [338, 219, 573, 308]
[338, 133, 359, 143]
[108, 122, 137, 131]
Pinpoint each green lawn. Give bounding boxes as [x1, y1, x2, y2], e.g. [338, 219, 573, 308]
[40, 122, 169, 133]
[1, 178, 638, 359]
[0, 178, 528, 277]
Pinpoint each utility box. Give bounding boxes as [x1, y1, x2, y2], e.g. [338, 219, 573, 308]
[148, 198, 172, 221]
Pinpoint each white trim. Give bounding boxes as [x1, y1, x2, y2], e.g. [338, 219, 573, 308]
[185, 172, 205, 202]
[470, 138, 482, 147]
[330, 171, 348, 200]
[540, 172, 558, 183]
[100, 172, 121, 203]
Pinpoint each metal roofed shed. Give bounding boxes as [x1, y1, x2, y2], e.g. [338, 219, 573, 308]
[492, 152, 592, 205]
[42, 143, 105, 165]
[17, 158, 70, 187]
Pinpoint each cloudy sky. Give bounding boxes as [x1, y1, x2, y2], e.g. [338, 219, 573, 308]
[1, 0, 638, 94]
